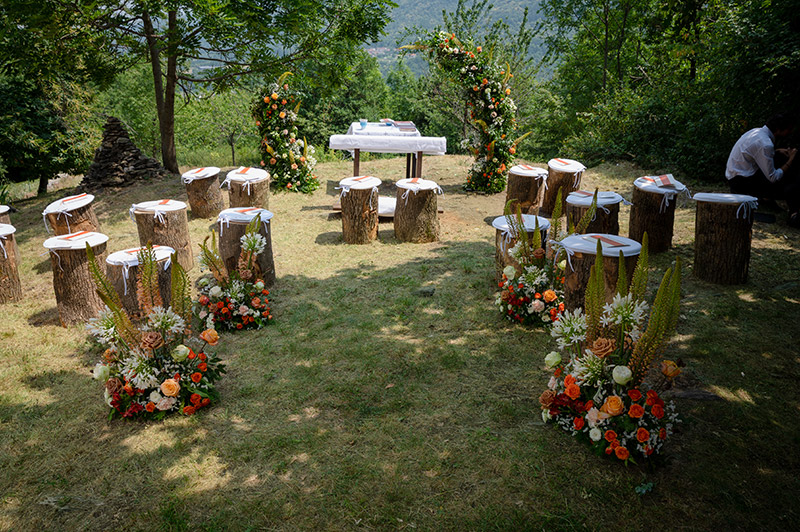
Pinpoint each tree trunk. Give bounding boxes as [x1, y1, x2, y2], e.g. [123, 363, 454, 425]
[107, 258, 172, 317]
[628, 187, 676, 253]
[540, 168, 583, 218]
[134, 207, 194, 271]
[0, 232, 22, 304]
[228, 178, 270, 209]
[563, 252, 639, 311]
[694, 201, 753, 285]
[218, 220, 276, 287]
[49, 244, 107, 327]
[185, 173, 225, 218]
[45, 201, 100, 236]
[341, 187, 379, 244]
[505, 170, 544, 214]
[37, 173, 49, 196]
[566, 202, 620, 235]
[394, 188, 440, 243]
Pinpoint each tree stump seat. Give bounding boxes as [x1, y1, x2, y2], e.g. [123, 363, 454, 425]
[693, 193, 757, 285]
[0, 224, 22, 304]
[338, 176, 381, 244]
[566, 190, 625, 235]
[106, 245, 174, 315]
[629, 174, 689, 253]
[0, 205, 11, 225]
[223, 167, 270, 209]
[394, 177, 442, 243]
[558, 233, 641, 311]
[217, 207, 276, 287]
[540, 158, 586, 218]
[131, 199, 194, 271]
[43, 193, 100, 236]
[43, 231, 109, 326]
[505, 164, 548, 214]
[492, 214, 551, 283]
[182, 167, 224, 218]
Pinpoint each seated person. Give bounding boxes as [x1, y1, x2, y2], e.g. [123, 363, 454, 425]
[725, 113, 798, 227]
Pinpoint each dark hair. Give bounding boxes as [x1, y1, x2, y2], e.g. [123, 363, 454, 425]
[766, 113, 795, 132]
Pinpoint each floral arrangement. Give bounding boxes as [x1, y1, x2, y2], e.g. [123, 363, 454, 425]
[195, 218, 273, 331]
[252, 72, 319, 193]
[86, 244, 226, 419]
[540, 235, 684, 464]
[409, 31, 529, 193]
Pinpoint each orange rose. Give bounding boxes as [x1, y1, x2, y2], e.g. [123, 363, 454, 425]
[615, 446, 630, 460]
[160, 378, 180, 397]
[191, 372, 202, 383]
[190, 393, 202, 406]
[201, 398, 211, 407]
[564, 374, 576, 387]
[651, 404, 665, 419]
[565, 383, 581, 400]
[604, 430, 617, 442]
[200, 329, 219, 346]
[145, 402, 156, 413]
[628, 389, 643, 402]
[543, 290, 557, 303]
[661, 360, 681, 378]
[636, 427, 650, 443]
[198, 362, 207, 372]
[573, 417, 585, 430]
[600, 396, 624, 417]
[659, 428, 667, 439]
[183, 405, 196, 415]
[629, 404, 645, 418]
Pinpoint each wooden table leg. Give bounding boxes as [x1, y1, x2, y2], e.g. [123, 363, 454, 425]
[416, 151, 423, 177]
[353, 149, 360, 176]
[406, 153, 412, 179]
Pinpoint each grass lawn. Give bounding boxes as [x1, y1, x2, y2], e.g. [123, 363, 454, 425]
[1, 154, 799, 530]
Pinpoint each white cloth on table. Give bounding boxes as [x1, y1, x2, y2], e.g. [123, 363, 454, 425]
[329, 134, 447, 156]
[346, 122, 421, 137]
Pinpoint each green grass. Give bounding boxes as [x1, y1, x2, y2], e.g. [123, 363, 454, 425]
[1, 155, 799, 530]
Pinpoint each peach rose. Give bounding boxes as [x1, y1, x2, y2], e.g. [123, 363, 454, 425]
[105, 378, 123, 395]
[565, 383, 581, 400]
[600, 396, 624, 417]
[539, 390, 556, 409]
[590, 337, 616, 358]
[160, 378, 180, 397]
[140, 331, 164, 351]
[543, 290, 557, 303]
[200, 328, 219, 346]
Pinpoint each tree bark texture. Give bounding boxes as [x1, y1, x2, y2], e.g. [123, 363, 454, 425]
[228, 179, 270, 209]
[134, 208, 194, 271]
[341, 188, 378, 244]
[218, 220, 276, 287]
[0, 232, 22, 303]
[628, 187, 676, 252]
[505, 171, 544, 214]
[49, 243, 107, 327]
[107, 259, 172, 316]
[46, 203, 100, 236]
[394, 189, 440, 243]
[494, 227, 549, 284]
[566, 203, 620, 235]
[563, 252, 639, 311]
[185, 174, 225, 218]
[694, 201, 752, 285]
[0, 212, 11, 225]
[540, 169, 582, 218]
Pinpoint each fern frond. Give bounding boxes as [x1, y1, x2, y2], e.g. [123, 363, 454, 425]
[136, 244, 162, 315]
[549, 187, 564, 239]
[86, 242, 123, 309]
[199, 233, 227, 283]
[97, 290, 141, 349]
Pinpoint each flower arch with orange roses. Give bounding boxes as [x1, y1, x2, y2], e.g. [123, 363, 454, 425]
[252, 73, 319, 193]
[414, 31, 529, 193]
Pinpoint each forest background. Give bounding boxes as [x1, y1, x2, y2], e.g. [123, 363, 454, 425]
[1, 0, 798, 198]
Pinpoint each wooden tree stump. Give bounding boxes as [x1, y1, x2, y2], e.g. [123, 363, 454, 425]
[106, 245, 174, 315]
[223, 167, 270, 209]
[693, 193, 757, 285]
[132, 199, 194, 271]
[505, 164, 548, 214]
[43, 193, 100, 236]
[628, 175, 688, 252]
[540, 158, 586, 217]
[217, 207, 276, 287]
[182, 167, 224, 218]
[339, 176, 381, 244]
[394, 178, 442, 243]
[559, 234, 641, 311]
[43, 231, 109, 326]
[566, 190, 623, 235]
[0, 224, 22, 303]
[492, 214, 551, 283]
[0, 205, 10, 225]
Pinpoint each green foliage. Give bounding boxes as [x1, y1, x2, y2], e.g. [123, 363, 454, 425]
[584, 239, 605, 343]
[169, 253, 193, 329]
[629, 233, 649, 303]
[198, 233, 227, 284]
[136, 245, 162, 316]
[86, 243, 123, 311]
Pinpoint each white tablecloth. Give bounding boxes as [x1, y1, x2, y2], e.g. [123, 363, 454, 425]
[329, 134, 446, 155]
[346, 122, 421, 137]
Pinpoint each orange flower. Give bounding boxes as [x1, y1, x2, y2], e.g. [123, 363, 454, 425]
[636, 427, 650, 443]
[565, 383, 581, 400]
[629, 404, 645, 418]
[191, 372, 202, 383]
[509, 147, 516, 155]
[271, 92, 279, 100]
[201, 398, 211, 407]
[615, 446, 630, 460]
[600, 396, 624, 417]
[279, 111, 286, 119]
[651, 404, 665, 419]
[183, 405, 196, 416]
[661, 360, 681, 378]
[505, 88, 511, 95]
[564, 374, 576, 387]
[659, 428, 667, 439]
[160, 378, 180, 397]
[476, 46, 482, 52]
[646, 389, 659, 406]
[627, 389, 642, 402]
[604, 430, 617, 442]
[145, 402, 156, 413]
[198, 362, 207, 372]
[199, 353, 207, 361]
[190, 393, 202, 406]
[573, 417, 585, 430]
[534, 292, 541, 299]
[543, 290, 557, 303]
[200, 329, 219, 346]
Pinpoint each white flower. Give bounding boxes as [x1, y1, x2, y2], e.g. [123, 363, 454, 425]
[550, 308, 587, 349]
[548, 376, 557, 390]
[542, 410, 552, 422]
[172, 344, 190, 362]
[544, 351, 561, 368]
[612, 365, 633, 385]
[156, 396, 177, 411]
[198, 278, 210, 288]
[530, 299, 545, 313]
[209, 286, 223, 298]
[240, 232, 267, 256]
[119, 350, 160, 389]
[601, 293, 648, 339]
[146, 307, 186, 336]
[558, 260, 567, 271]
[86, 307, 117, 344]
[254, 281, 265, 291]
[93, 363, 110, 381]
[149, 390, 163, 403]
[503, 265, 516, 279]
[589, 428, 603, 441]
[104, 388, 113, 407]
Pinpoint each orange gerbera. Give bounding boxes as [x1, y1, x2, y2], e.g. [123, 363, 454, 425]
[191, 372, 202, 383]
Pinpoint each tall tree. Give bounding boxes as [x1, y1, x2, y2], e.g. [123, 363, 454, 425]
[2, 0, 395, 173]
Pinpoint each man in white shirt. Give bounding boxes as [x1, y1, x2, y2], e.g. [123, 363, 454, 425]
[726, 114, 798, 227]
